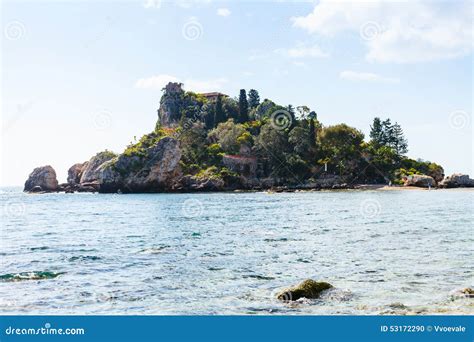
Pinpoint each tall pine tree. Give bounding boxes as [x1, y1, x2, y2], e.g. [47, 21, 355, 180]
[248, 89, 260, 109]
[370, 117, 408, 156]
[238, 89, 249, 123]
[389, 122, 408, 155]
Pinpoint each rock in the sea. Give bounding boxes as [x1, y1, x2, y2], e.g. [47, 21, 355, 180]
[80, 151, 117, 184]
[276, 279, 333, 301]
[439, 174, 474, 188]
[461, 288, 474, 298]
[67, 162, 87, 184]
[404, 174, 435, 188]
[24, 165, 58, 192]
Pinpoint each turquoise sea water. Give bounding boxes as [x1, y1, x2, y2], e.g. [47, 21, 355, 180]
[1, 187, 473, 315]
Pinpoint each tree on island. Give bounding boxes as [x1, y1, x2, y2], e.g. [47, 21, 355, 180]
[238, 89, 249, 123]
[248, 89, 260, 109]
[309, 117, 316, 149]
[214, 95, 226, 126]
[370, 117, 408, 156]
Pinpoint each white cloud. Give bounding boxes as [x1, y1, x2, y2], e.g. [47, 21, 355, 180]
[275, 43, 329, 58]
[217, 8, 231, 17]
[339, 70, 400, 83]
[292, 0, 472, 63]
[135, 74, 227, 93]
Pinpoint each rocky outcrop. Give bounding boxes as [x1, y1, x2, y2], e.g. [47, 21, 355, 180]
[98, 137, 182, 193]
[157, 82, 185, 127]
[24, 165, 58, 192]
[174, 175, 226, 192]
[276, 279, 333, 301]
[67, 162, 87, 184]
[80, 151, 117, 184]
[439, 174, 474, 188]
[429, 166, 445, 183]
[404, 174, 435, 188]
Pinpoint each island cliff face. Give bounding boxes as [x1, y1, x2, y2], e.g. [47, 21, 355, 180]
[24, 82, 472, 193]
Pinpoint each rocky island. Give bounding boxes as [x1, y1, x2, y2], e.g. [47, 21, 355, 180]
[25, 82, 474, 193]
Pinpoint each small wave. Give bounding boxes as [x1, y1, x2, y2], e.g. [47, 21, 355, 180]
[321, 288, 353, 302]
[263, 238, 288, 242]
[139, 246, 169, 254]
[208, 267, 224, 271]
[68, 255, 102, 262]
[243, 274, 275, 280]
[296, 258, 311, 263]
[0, 271, 64, 282]
[29, 246, 49, 251]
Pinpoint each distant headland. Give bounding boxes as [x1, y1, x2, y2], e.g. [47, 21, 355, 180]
[24, 82, 474, 193]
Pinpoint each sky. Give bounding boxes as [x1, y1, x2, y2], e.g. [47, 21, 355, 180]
[1, 0, 472, 186]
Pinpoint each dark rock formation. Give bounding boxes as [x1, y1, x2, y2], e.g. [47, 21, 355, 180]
[276, 279, 333, 301]
[174, 175, 226, 192]
[67, 162, 87, 184]
[439, 174, 474, 188]
[24, 165, 58, 192]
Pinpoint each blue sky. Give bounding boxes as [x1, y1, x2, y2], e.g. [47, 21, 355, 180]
[1, 0, 472, 185]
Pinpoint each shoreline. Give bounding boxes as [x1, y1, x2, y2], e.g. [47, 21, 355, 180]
[9, 184, 474, 194]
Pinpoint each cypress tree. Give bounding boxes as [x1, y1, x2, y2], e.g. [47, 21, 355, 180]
[309, 118, 316, 148]
[238, 89, 249, 123]
[214, 95, 226, 125]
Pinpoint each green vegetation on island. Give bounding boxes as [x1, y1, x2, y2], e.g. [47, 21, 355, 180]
[145, 82, 444, 188]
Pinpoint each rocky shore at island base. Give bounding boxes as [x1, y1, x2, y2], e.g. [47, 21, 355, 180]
[23, 140, 474, 195]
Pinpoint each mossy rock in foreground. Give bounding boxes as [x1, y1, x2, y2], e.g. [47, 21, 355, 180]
[277, 279, 333, 301]
[461, 288, 474, 298]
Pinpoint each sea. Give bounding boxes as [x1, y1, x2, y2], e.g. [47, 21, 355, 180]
[1, 187, 473, 315]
